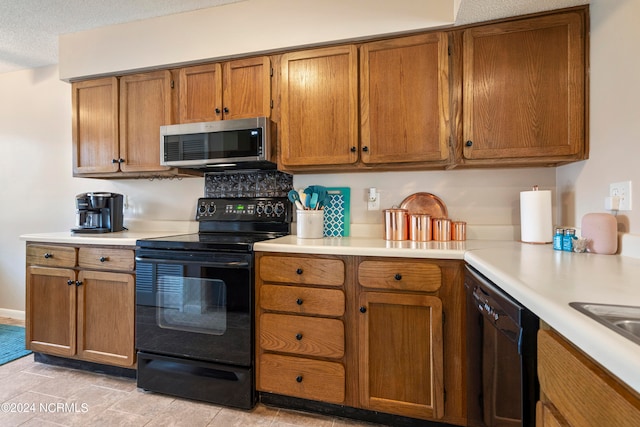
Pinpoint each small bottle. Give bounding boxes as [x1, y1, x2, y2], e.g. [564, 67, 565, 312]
[563, 228, 576, 252]
[553, 228, 564, 251]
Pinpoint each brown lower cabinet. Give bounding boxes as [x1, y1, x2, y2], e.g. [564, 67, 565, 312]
[255, 252, 465, 425]
[25, 243, 135, 368]
[537, 329, 640, 427]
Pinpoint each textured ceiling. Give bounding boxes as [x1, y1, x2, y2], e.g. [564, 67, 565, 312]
[0, 0, 589, 75]
[0, 0, 245, 74]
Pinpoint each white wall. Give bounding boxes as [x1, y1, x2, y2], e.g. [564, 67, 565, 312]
[557, 0, 640, 235]
[0, 65, 204, 316]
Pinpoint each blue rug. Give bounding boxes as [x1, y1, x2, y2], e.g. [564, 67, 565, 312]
[0, 324, 32, 366]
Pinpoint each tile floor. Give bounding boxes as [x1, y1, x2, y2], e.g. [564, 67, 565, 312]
[0, 317, 381, 427]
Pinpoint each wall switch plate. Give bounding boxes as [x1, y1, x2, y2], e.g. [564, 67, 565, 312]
[610, 181, 632, 210]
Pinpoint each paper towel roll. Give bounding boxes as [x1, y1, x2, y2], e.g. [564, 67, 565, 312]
[520, 189, 552, 243]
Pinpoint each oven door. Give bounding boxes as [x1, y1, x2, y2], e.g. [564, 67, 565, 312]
[135, 248, 253, 366]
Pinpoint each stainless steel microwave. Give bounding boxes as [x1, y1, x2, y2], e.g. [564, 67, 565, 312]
[160, 117, 275, 170]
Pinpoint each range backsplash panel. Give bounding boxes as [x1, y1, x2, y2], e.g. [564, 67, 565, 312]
[204, 170, 293, 198]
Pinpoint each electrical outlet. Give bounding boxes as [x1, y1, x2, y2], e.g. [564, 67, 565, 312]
[610, 181, 632, 211]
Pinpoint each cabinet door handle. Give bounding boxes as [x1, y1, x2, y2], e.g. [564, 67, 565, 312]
[295, 333, 303, 340]
[362, 146, 369, 152]
[360, 306, 367, 313]
[296, 268, 303, 275]
[465, 140, 473, 147]
[112, 158, 119, 163]
[75, 281, 83, 287]
[99, 256, 109, 263]
[296, 375, 303, 383]
[296, 298, 303, 305]
[67, 280, 74, 286]
[223, 107, 229, 114]
[43, 253, 53, 259]
[394, 273, 402, 281]
[350, 146, 357, 152]
[215, 108, 221, 114]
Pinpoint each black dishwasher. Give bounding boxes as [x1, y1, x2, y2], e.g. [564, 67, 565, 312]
[465, 265, 539, 427]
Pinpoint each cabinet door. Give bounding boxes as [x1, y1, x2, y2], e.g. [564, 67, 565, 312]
[462, 11, 585, 162]
[119, 70, 174, 172]
[358, 292, 444, 420]
[361, 33, 450, 165]
[76, 270, 135, 367]
[25, 266, 76, 357]
[178, 63, 223, 123]
[72, 77, 120, 175]
[280, 46, 358, 167]
[223, 57, 271, 120]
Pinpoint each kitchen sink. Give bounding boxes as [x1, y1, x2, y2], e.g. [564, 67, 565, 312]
[569, 302, 640, 346]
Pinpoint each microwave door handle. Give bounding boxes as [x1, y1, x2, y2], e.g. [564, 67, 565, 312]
[135, 256, 249, 268]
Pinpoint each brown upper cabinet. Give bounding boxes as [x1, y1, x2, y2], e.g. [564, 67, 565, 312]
[72, 77, 120, 175]
[279, 33, 451, 171]
[459, 9, 587, 165]
[178, 56, 272, 123]
[279, 46, 359, 168]
[360, 33, 451, 166]
[119, 70, 174, 173]
[72, 70, 189, 178]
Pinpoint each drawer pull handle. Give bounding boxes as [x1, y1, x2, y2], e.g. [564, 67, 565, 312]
[44, 253, 53, 259]
[67, 280, 74, 286]
[296, 298, 304, 305]
[75, 281, 83, 287]
[296, 268, 303, 275]
[295, 333, 303, 340]
[360, 306, 367, 313]
[99, 256, 109, 263]
[394, 273, 402, 281]
[296, 375, 303, 383]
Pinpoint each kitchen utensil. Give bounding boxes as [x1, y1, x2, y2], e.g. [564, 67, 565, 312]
[309, 193, 319, 209]
[432, 217, 451, 241]
[409, 214, 431, 241]
[288, 190, 304, 210]
[297, 209, 324, 238]
[384, 208, 409, 240]
[400, 192, 448, 218]
[452, 221, 467, 241]
[297, 189, 307, 208]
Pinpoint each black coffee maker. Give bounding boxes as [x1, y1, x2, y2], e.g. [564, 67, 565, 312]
[72, 192, 125, 233]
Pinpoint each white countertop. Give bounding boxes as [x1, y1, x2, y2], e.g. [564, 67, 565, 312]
[20, 220, 198, 246]
[20, 230, 191, 246]
[255, 236, 640, 394]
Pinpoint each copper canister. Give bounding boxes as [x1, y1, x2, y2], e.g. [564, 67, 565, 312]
[384, 208, 409, 240]
[432, 218, 452, 241]
[452, 221, 467, 241]
[409, 214, 431, 241]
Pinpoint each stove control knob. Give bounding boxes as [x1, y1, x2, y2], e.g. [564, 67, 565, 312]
[207, 204, 216, 214]
[274, 202, 285, 216]
[264, 204, 273, 215]
[256, 204, 265, 215]
[198, 205, 206, 214]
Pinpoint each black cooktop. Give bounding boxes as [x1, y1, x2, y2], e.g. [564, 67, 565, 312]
[136, 197, 292, 252]
[136, 231, 287, 252]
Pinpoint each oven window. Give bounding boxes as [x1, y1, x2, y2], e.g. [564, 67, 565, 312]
[157, 276, 227, 335]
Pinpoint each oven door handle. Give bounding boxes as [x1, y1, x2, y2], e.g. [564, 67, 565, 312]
[135, 256, 249, 268]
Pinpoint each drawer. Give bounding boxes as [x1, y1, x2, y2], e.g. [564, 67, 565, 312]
[259, 353, 345, 404]
[358, 260, 441, 292]
[26, 244, 76, 268]
[260, 285, 345, 317]
[78, 247, 135, 271]
[260, 313, 344, 359]
[259, 256, 344, 287]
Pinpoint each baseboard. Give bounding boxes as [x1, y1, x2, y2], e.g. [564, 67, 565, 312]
[0, 308, 25, 320]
